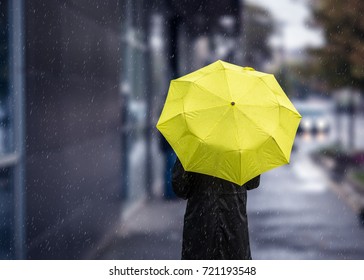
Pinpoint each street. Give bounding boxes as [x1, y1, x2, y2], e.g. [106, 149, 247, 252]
[96, 132, 364, 259]
[95, 99, 364, 260]
[248, 114, 364, 259]
[248, 147, 364, 259]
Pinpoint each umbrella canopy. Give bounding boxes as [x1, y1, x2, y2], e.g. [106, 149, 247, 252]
[156, 60, 301, 185]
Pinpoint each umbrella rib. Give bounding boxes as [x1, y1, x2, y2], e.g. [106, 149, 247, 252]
[253, 136, 285, 174]
[235, 107, 273, 137]
[156, 111, 182, 127]
[272, 119, 296, 162]
[192, 82, 231, 104]
[193, 68, 225, 83]
[183, 104, 229, 114]
[202, 106, 231, 143]
[223, 107, 242, 183]
[258, 76, 298, 113]
[184, 138, 205, 170]
[257, 76, 280, 104]
[223, 68, 233, 101]
[232, 107, 242, 151]
[176, 66, 212, 83]
[270, 135, 290, 163]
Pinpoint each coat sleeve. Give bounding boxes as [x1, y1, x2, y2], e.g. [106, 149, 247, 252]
[172, 158, 193, 200]
[244, 175, 260, 191]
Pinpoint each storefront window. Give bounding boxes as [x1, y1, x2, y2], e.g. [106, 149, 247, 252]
[0, 0, 13, 155]
[0, 0, 14, 259]
[0, 0, 24, 259]
[120, 0, 148, 204]
[0, 167, 14, 259]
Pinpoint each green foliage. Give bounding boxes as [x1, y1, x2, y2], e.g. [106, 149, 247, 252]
[350, 169, 364, 193]
[243, 4, 275, 67]
[309, 0, 364, 90]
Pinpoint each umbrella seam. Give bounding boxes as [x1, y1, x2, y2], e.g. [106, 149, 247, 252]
[181, 78, 205, 168]
[254, 136, 284, 175]
[232, 109, 243, 183]
[192, 76, 231, 103]
[271, 113, 298, 163]
[257, 76, 280, 105]
[269, 135, 290, 163]
[234, 107, 274, 140]
[258, 76, 299, 114]
[202, 106, 231, 143]
[233, 72, 262, 104]
[223, 68, 233, 102]
[188, 68, 226, 84]
[217, 59, 225, 69]
[174, 62, 217, 82]
[157, 80, 191, 127]
[156, 112, 182, 127]
[183, 104, 230, 114]
[181, 83, 202, 168]
[185, 139, 206, 170]
[157, 80, 190, 124]
[181, 136, 205, 170]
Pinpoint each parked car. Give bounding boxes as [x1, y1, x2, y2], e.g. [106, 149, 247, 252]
[294, 100, 333, 136]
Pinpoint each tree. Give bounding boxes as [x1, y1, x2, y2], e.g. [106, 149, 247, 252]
[308, 0, 364, 150]
[309, 0, 364, 90]
[242, 4, 275, 68]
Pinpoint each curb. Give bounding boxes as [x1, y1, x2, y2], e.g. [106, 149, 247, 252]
[329, 179, 364, 214]
[311, 154, 364, 214]
[84, 196, 148, 259]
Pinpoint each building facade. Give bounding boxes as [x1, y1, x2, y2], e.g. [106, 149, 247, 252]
[0, 0, 243, 259]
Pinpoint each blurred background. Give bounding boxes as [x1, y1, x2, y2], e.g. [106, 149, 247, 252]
[1, 0, 364, 260]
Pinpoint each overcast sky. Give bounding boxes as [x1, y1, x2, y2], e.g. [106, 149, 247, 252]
[246, 0, 324, 51]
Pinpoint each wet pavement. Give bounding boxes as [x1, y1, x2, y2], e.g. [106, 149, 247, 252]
[94, 198, 186, 260]
[95, 146, 364, 260]
[249, 151, 364, 259]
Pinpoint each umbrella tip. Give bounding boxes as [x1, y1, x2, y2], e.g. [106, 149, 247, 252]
[231, 101, 235, 106]
[243, 67, 255, 71]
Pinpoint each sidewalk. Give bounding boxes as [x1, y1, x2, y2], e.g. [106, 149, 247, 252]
[311, 153, 364, 216]
[94, 198, 187, 260]
[91, 154, 364, 260]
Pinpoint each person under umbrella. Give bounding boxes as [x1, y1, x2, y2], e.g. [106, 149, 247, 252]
[157, 60, 301, 260]
[173, 157, 260, 260]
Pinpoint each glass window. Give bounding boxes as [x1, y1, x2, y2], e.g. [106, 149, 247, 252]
[0, 167, 14, 259]
[0, 0, 13, 155]
[120, 0, 149, 203]
[0, 0, 12, 259]
[0, 0, 20, 260]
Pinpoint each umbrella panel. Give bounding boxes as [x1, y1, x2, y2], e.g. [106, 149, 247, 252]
[157, 60, 301, 185]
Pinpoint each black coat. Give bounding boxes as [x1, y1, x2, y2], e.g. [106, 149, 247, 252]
[172, 158, 260, 260]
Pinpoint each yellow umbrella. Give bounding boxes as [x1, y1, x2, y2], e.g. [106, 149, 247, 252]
[156, 60, 301, 185]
